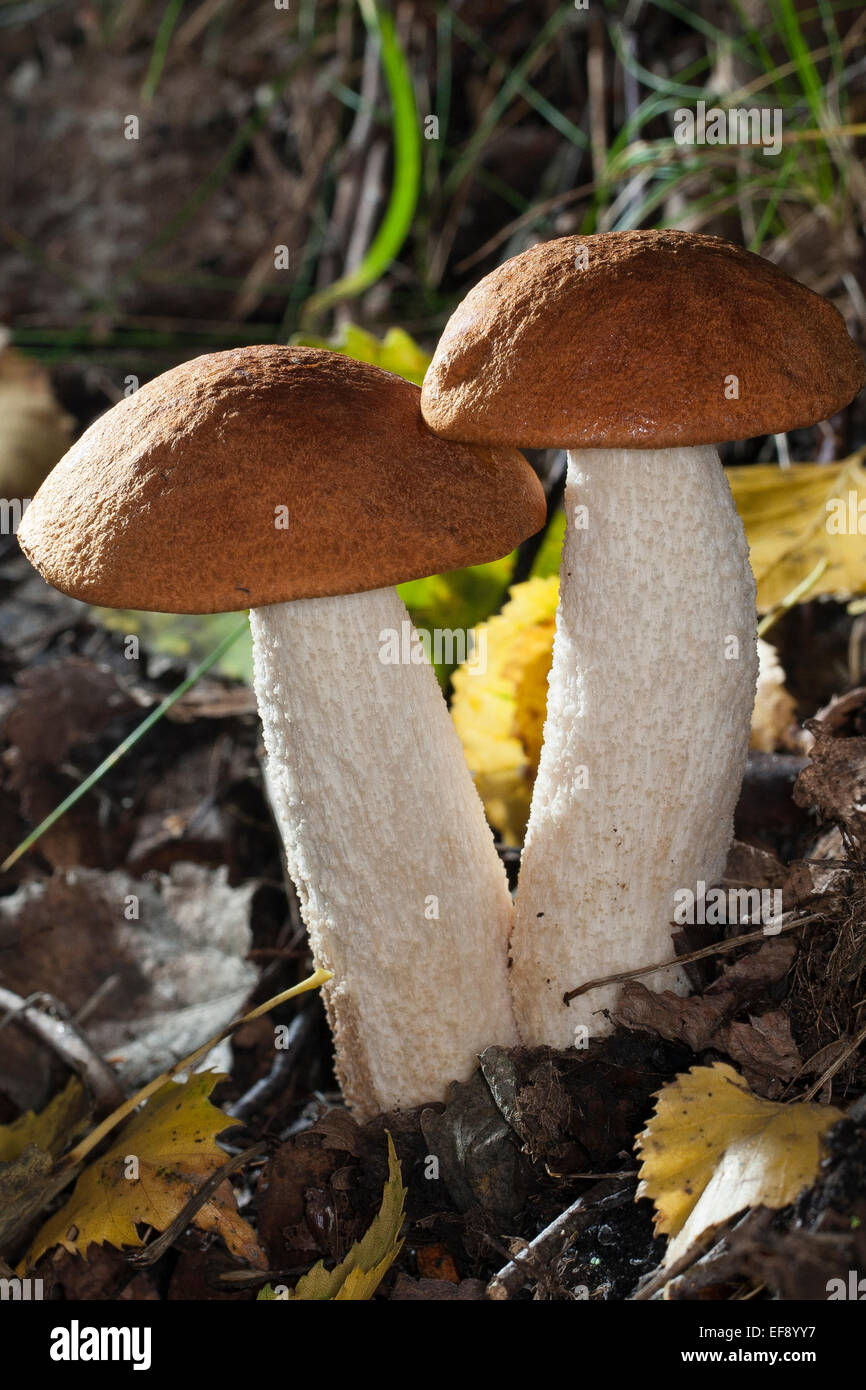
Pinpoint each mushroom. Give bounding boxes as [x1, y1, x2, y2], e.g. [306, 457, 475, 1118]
[18, 345, 546, 1115]
[421, 230, 865, 1047]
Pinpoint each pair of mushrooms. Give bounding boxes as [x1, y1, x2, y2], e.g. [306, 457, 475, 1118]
[20, 231, 864, 1119]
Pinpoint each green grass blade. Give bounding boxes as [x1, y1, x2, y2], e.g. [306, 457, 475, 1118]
[300, 0, 421, 323]
[141, 0, 185, 103]
[444, 7, 584, 197]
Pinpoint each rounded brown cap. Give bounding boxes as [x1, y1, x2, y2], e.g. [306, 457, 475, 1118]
[421, 230, 865, 449]
[18, 346, 546, 613]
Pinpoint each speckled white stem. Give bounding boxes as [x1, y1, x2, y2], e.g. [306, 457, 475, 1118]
[510, 447, 758, 1046]
[250, 587, 517, 1120]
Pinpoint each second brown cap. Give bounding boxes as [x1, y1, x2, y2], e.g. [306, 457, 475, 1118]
[421, 230, 865, 449]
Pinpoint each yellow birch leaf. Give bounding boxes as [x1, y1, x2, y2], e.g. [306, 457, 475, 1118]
[259, 1133, 406, 1301]
[26, 1071, 264, 1269]
[636, 1063, 843, 1265]
[726, 450, 866, 611]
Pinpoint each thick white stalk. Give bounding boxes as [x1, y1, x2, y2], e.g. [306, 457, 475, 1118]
[511, 447, 758, 1046]
[250, 588, 517, 1119]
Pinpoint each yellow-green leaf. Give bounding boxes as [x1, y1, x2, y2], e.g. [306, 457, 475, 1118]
[27, 1071, 264, 1269]
[0, 1078, 89, 1162]
[292, 322, 431, 385]
[259, 1133, 406, 1301]
[727, 451, 866, 611]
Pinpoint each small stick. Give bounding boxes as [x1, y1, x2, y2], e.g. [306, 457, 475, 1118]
[227, 1010, 313, 1122]
[801, 1018, 866, 1102]
[563, 911, 830, 1004]
[0, 986, 124, 1112]
[487, 1181, 630, 1300]
[60, 967, 330, 1172]
[632, 1221, 737, 1301]
[128, 1140, 268, 1266]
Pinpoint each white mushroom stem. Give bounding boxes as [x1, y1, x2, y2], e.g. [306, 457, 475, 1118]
[510, 446, 758, 1047]
[250, 587, 517, 1119]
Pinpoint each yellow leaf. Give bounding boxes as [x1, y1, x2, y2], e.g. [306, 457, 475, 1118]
[0, 343, 74, 500]
[636, 1063, 843, 1265]
[451, 576, 559, 844]
[26, 1071, 264, 1269]
[454, 451, 866, 836]
[292, 323, 431, 385]
[0, 1078, 89, 1162]
[259, 1133, 406, 1301]
[727, 450, 866, 611]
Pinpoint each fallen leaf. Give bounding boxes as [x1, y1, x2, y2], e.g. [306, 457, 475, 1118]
[615, 940, 796, 1058]
[794, 720, 866, 839]
[716, 1012, 801, 1096]
[259, 1134, 405, 1301]
[636, 1063, 843, 1265]
[2, 657, 137, 767]
[0, 1077, 89, 1162]
[26, 1071, 264, 1268]
[451, 576, 558, 841]
[726, 452, 866, 611]
[0, 864, 257, 1100]
[420, 1068, 522, 1221]
[0, 342, 73, 501]
[416, 1242, 460, 1283]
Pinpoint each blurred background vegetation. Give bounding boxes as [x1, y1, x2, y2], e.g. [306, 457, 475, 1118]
[3, 0, 863, 413]
[1, 0, 865, 688]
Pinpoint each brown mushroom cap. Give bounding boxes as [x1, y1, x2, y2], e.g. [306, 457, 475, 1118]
[18, 345, 546, 613]
[420, 230, 865, 449]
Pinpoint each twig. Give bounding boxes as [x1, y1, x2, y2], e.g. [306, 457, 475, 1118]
[801, 1018, 866, 1102]
[563, 911, 831, 1004]
[60, 967, 330, 1172]
[632, 1223, 735, 1301]
[0, 987, 124, 1113]
[487, 1181, 630, 1300]
[127, 1141, 268, 1267]
[226, 1010, 314, 1122]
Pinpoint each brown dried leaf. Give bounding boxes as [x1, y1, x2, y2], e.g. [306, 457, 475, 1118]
[794, 721, 866, 838]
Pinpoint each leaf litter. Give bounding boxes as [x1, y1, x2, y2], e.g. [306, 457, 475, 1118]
[1, 450, 866, 1301]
